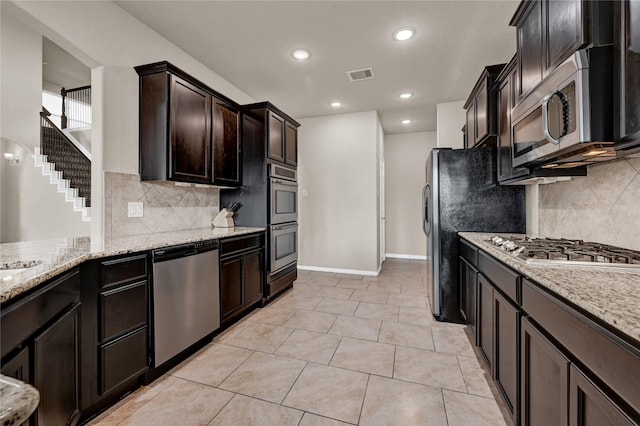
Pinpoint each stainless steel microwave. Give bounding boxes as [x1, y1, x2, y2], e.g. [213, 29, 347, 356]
[511, 47, 617, 169]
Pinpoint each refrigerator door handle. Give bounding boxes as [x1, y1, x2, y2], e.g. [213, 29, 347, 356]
[422, 184, 431, 236]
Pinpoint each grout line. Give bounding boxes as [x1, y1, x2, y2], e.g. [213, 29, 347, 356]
[356, 373, 371, 425]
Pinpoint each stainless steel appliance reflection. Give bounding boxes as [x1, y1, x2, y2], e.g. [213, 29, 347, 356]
[422, 148, 526, 322]
[511, 47, 616, 169]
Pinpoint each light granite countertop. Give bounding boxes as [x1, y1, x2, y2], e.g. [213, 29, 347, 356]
[0, 374, 39, 425]
[0, 227, 264, 304]
[459, 232, 640, 345]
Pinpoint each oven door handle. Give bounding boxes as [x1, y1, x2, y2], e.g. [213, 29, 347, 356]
[271, 178, 298, 186]
[272, 223, 298, 231]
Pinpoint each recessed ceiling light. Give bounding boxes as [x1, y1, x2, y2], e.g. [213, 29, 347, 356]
[393, 27, 416, 41]
[401, 119, 412, 125]
[291, 48, 311, 61]
[330, 101, 343, 108]
[398, 92, 414, 100]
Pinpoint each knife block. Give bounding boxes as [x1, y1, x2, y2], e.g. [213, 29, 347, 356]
[212, 208, 235, 228]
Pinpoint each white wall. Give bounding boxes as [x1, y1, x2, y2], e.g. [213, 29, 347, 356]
[384, 132, 437, 258]
[1, 3, 41, 150]
[0, 5, 91, 242]
[298, 111, 381, 274]
[3, 0, 257, 240]
[436, 100, 465, 148]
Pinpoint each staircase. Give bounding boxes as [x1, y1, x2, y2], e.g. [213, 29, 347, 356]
[32, 146, 91, 222]
[37, 109, 91, 222]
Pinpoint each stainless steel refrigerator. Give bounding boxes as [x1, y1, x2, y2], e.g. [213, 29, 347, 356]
[422, 147, 525, 322]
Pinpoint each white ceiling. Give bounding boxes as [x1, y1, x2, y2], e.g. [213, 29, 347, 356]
[114, 0, 517, 134]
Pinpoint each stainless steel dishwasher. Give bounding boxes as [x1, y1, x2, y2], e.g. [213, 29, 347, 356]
[151, 239, 220, 367]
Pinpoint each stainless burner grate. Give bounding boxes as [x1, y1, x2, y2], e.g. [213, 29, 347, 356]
[487, 236, 640, 269]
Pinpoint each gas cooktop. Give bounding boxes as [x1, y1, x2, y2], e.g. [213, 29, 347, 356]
[488, 236, 640, 269]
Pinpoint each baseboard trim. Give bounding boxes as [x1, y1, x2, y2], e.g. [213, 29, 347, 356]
[297, 264, 380, 277]
[385, 253, 427, 260]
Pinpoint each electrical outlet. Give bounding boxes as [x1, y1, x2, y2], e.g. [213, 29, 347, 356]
[302, 189, 309, 197]
[128, 202, 144, 217]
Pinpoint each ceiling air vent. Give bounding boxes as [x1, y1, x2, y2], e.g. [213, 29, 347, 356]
[347, 68, 375, 82]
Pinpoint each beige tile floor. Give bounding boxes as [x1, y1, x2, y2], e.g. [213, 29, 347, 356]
[90, 259, 509, 426]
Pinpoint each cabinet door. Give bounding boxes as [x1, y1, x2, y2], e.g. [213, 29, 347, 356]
[545, 0, 586, 71]
[569, 365, 635, 426]
[220, 256, 244, 321]
[498, 74, 513, 182]
[33, 303, 80, 426]
[243, 250, 264, 307]
[465, 104, 476, 149]
[616, 0, 640, 141]
[475, 77, 489, 143]
[268, 111, 285, 162]
[518, 0, 543, 98]
[477, 275, 494, 370]
[494, 291, 520, 423]
[1, 346, 30, 382]
[459, 257, 477, 339]
[521, 317, 570, 426]
[284, 121, 297, 166]
[213, 99, 241, 186]
[170, 76, 212, 183]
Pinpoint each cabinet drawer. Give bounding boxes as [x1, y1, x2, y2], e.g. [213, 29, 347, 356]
[460, 238, 478, 267]
[478, 251, 519, 303]
[100, 281, 148, 342]
[220, 234, 263, 257]
[100, 327, 148, 395]
[101, 254, 148, 288]
[522, 279, 640, 416]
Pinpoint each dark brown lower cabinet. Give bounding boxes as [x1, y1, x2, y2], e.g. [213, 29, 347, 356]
[521, 316, 570, 426]
[477, 275, 494, 369]
[33, 303, 80, 426]
[243, 250, 264, 306]
[569, 365, 636, 426]
[459, 257, 478, 338]
[219, 233, 265, 326]
[0, 268, 81, 426]
[460, 241, 640, 426]
[493, 291, 520, 424]
[220, 256, 244, 321]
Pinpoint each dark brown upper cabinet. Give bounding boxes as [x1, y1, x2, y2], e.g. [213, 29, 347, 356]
[244, 102, 300, 167]
[510, 0, 612, 101]
[135, 61, 241, 186]
[267, 110, 298, 166]
[169, 76, 212, 183]
[213, 99, 241, 186]
[463, 64, 505, 148]
[614, 0, 640, 146]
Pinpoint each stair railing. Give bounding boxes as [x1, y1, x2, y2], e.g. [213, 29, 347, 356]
[61, 85, 91, 129]
[40, 108, 91, 206]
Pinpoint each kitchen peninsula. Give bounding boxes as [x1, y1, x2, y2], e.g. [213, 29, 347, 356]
[0, 226, 264, 424]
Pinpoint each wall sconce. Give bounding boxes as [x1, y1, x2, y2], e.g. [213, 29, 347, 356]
[3, 152, 20, 164]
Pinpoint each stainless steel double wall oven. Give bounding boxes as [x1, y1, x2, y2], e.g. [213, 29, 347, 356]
[269, 164, 298, 276]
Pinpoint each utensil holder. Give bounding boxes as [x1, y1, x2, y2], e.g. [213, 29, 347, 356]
[212, 208, 234, 228]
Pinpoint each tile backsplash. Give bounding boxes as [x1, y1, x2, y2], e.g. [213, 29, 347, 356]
[538, 157, 640, 250]
[104, 172, 220, 238]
